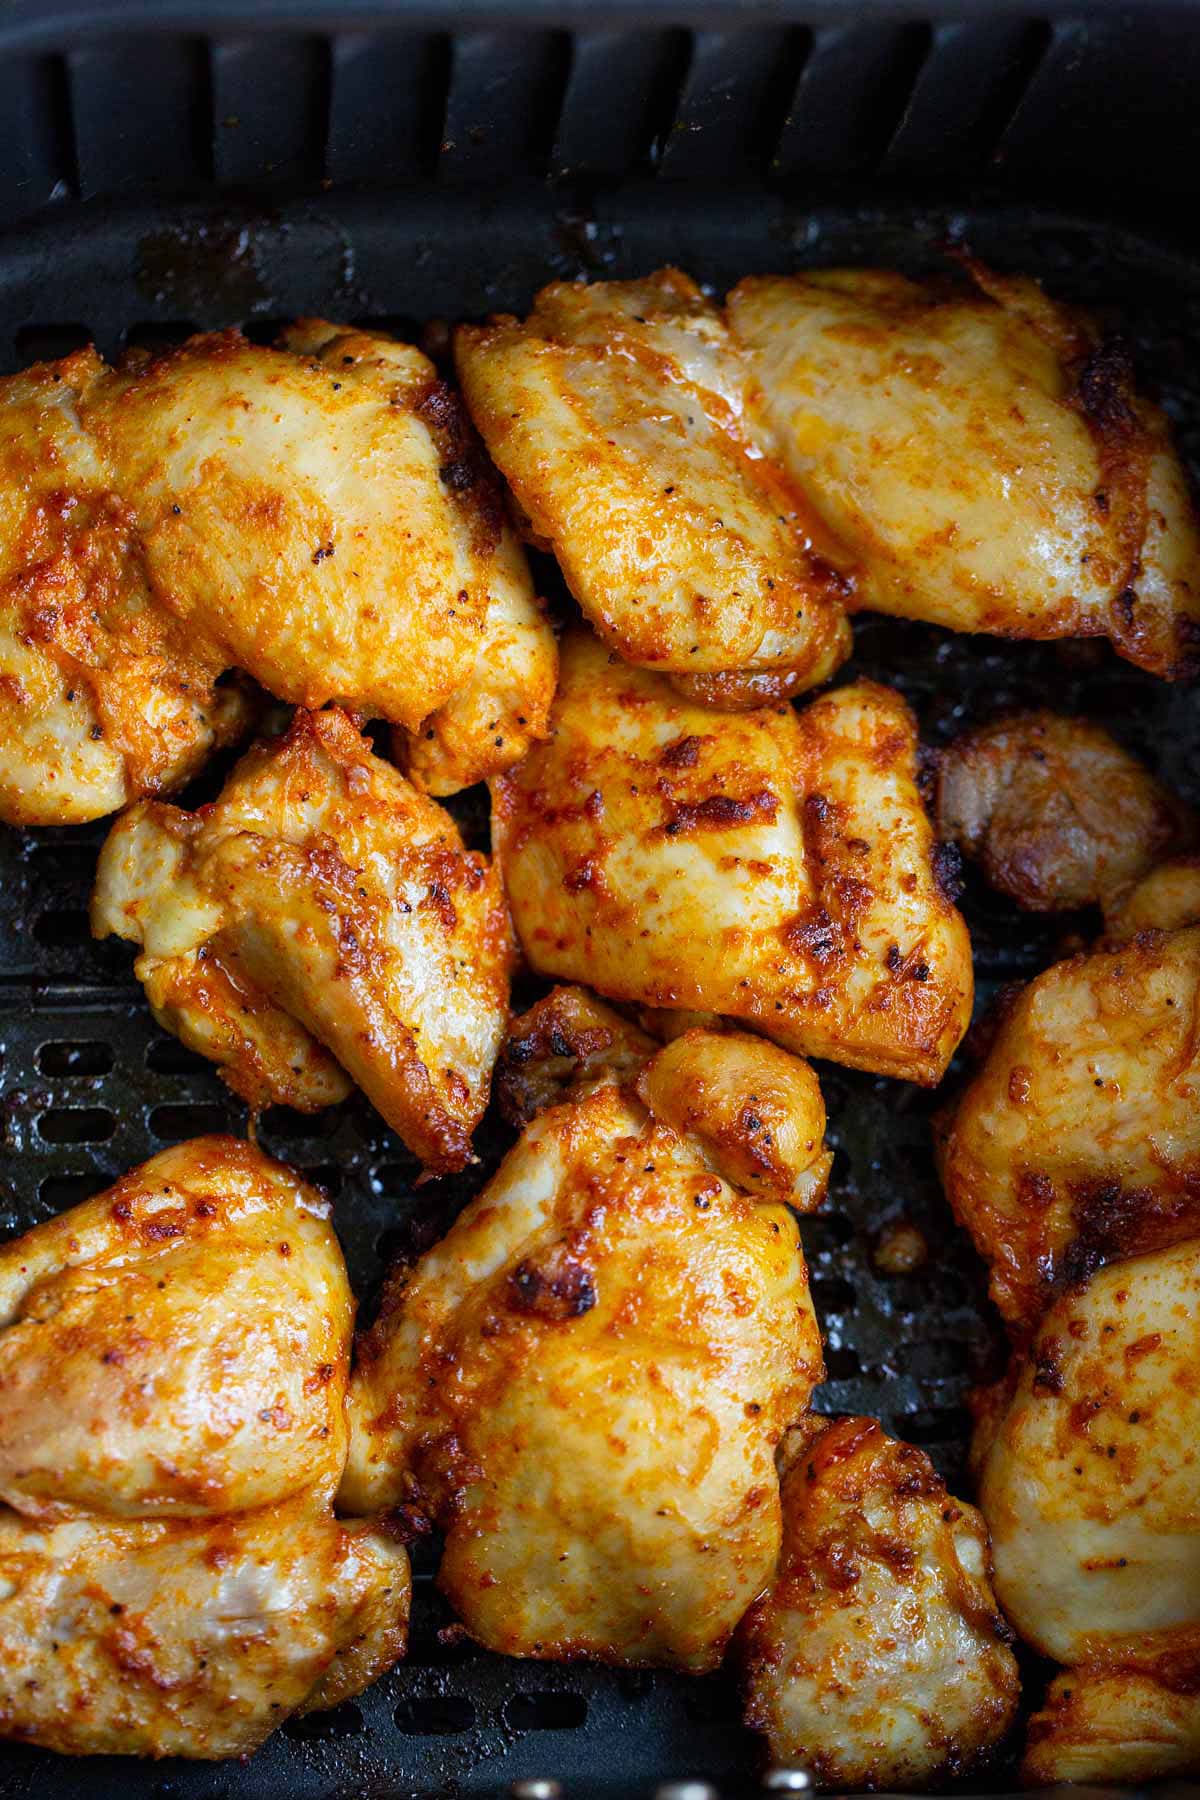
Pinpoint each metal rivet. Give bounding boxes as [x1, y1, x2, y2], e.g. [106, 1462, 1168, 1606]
[510, 1783, 564, 1800]
[654, 1785, 721, 1800]
[763, 1769, 814, 1793]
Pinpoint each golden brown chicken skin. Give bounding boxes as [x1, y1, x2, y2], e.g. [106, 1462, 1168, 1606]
[936, 710, 1194, 915]
[0, 348, 251, 826]
[341, 1006, 826, 1673]
[936, 924, 1200, 1331]
[974, 1239, 1200, 1784]
[92, 708, 512, 1171]
[0, 322, 555, 823]
[728, 265, 1200, 678]
[493, 630, 972, 1085]
[456, 269, 852, 700]
[1104, 853, 1200, 939]
[739, 1415, 1019, 1790]
[0, 1137, 409, 1759]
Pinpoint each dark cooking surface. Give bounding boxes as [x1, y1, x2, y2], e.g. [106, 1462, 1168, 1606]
[0, 197, 1198, 1798]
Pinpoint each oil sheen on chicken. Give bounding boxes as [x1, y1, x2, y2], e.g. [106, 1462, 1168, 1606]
[492, 629, 972, 1085]
[739, 1415, 1019, 1789]
[0, 321, 555, 823]
[975, 1240, 1200, 1783]
[456, 269, 853, 702]
[341, 1006, 827, 1673]
[0, 1137, 409, 1758]
[92, 708, 512, 1171]
[937, 924, 1200, 1329]
[728, 264, 1200, 678]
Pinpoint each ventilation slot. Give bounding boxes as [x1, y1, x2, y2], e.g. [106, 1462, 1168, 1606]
[772, 21, 932, 179]
[37, 1106, 116, 1145]
[285, 1702, 364, 1742]
[327, 31, 450, 183]
[36, 1040, 113, 1078]
[0, 53, 76, 226]
[394, 1694, 476, 1736]
[883, 18, 1053, 174]
[122, 319, 201, 351]
[900, 1404, 973, 1447]
[32, 909, 92, 949]
[39, 1171, 109, 1209]
[14, 322, 92, 361]
[211, 35, 330, 187]
[259, 1104, 342, 1142]
[505, 1692, 588, 1732]
[67, 37, 211, 199]
[658, 28, 811, 182]
[993, 15, 1200, 196]
[439, 30, 571, 184]
[148, 1101, 229, 1141]
[553, 28, 689, 179]
[145, 1036, 210, 1075]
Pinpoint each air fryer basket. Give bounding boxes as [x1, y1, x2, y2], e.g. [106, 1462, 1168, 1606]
[0, 5, 1199, 1797]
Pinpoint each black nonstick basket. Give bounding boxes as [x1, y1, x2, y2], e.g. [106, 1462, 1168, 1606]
[1, 3, 1199, 1796]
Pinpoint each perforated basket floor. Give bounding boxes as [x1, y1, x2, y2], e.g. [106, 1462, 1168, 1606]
[0, 183, 1198, 1800]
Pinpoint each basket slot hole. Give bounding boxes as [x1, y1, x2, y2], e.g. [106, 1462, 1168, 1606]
[372, 1159, 422, 1197]
[899, 1405, 973, 1447]
[284, 1701, 364, 1742]
[14, 322, 93, 360]
[394, 1694, 476, 1736]
[30, 839, 100, 882]
[810, 1275, 855, 1315]
[681, 1678, 742, 1725]
[37, 1039, 113, 1077]
[122, 319, 200, 351]
[302, 1162, 342, 1197]
[148, 1101, 229, 1141]
[241, 315, 293, 346]
[823, 1344, 862, 1380]
[32, 909, 93, 948]
[259, 1104, 341, 1141]
[505, 1691, 588, 1732]
[38, 1106, 116, 1145]
[39, 1171, 109, 1208]
[145, 1036, 210, 1075]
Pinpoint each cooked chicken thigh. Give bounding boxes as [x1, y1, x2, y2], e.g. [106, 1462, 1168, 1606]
[456, 269, 852, 701]
[739, 1415, 1019, 1790]
[0, 348, 251, 826]
[936, 924, 1200, 1329]
[1104, 853, 1200, 939]
[975, 1239, 1200, 1783]
[936, 711, 1193, 915]
[728, 265, 1200, 678]
[0, 1137, 409, 1758]
[92, 707, 512, 1171]
[0, 323, 554, 823]
[342, 996, 827, 1671]
[492, 630, 972, 1084]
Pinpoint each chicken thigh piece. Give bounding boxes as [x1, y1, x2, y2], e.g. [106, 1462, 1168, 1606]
[739, 1415, 1019, 1790]
[0, 1137, 409, 1758]
[1104, 853, 1200, 939]
[936, 923, 1200, 1330]
[341, 998, 827, 1672]
[935, 710, 1194, 915]
[92, 707, 512, 1172]
[0, 323, 554, 822]
[975, 1239, 1200, 1783]
[0, 348, 251, 826]
[492, 630, 972, 1085]
[456, 269, 852, 702]
[728, 265, 1200, 678]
